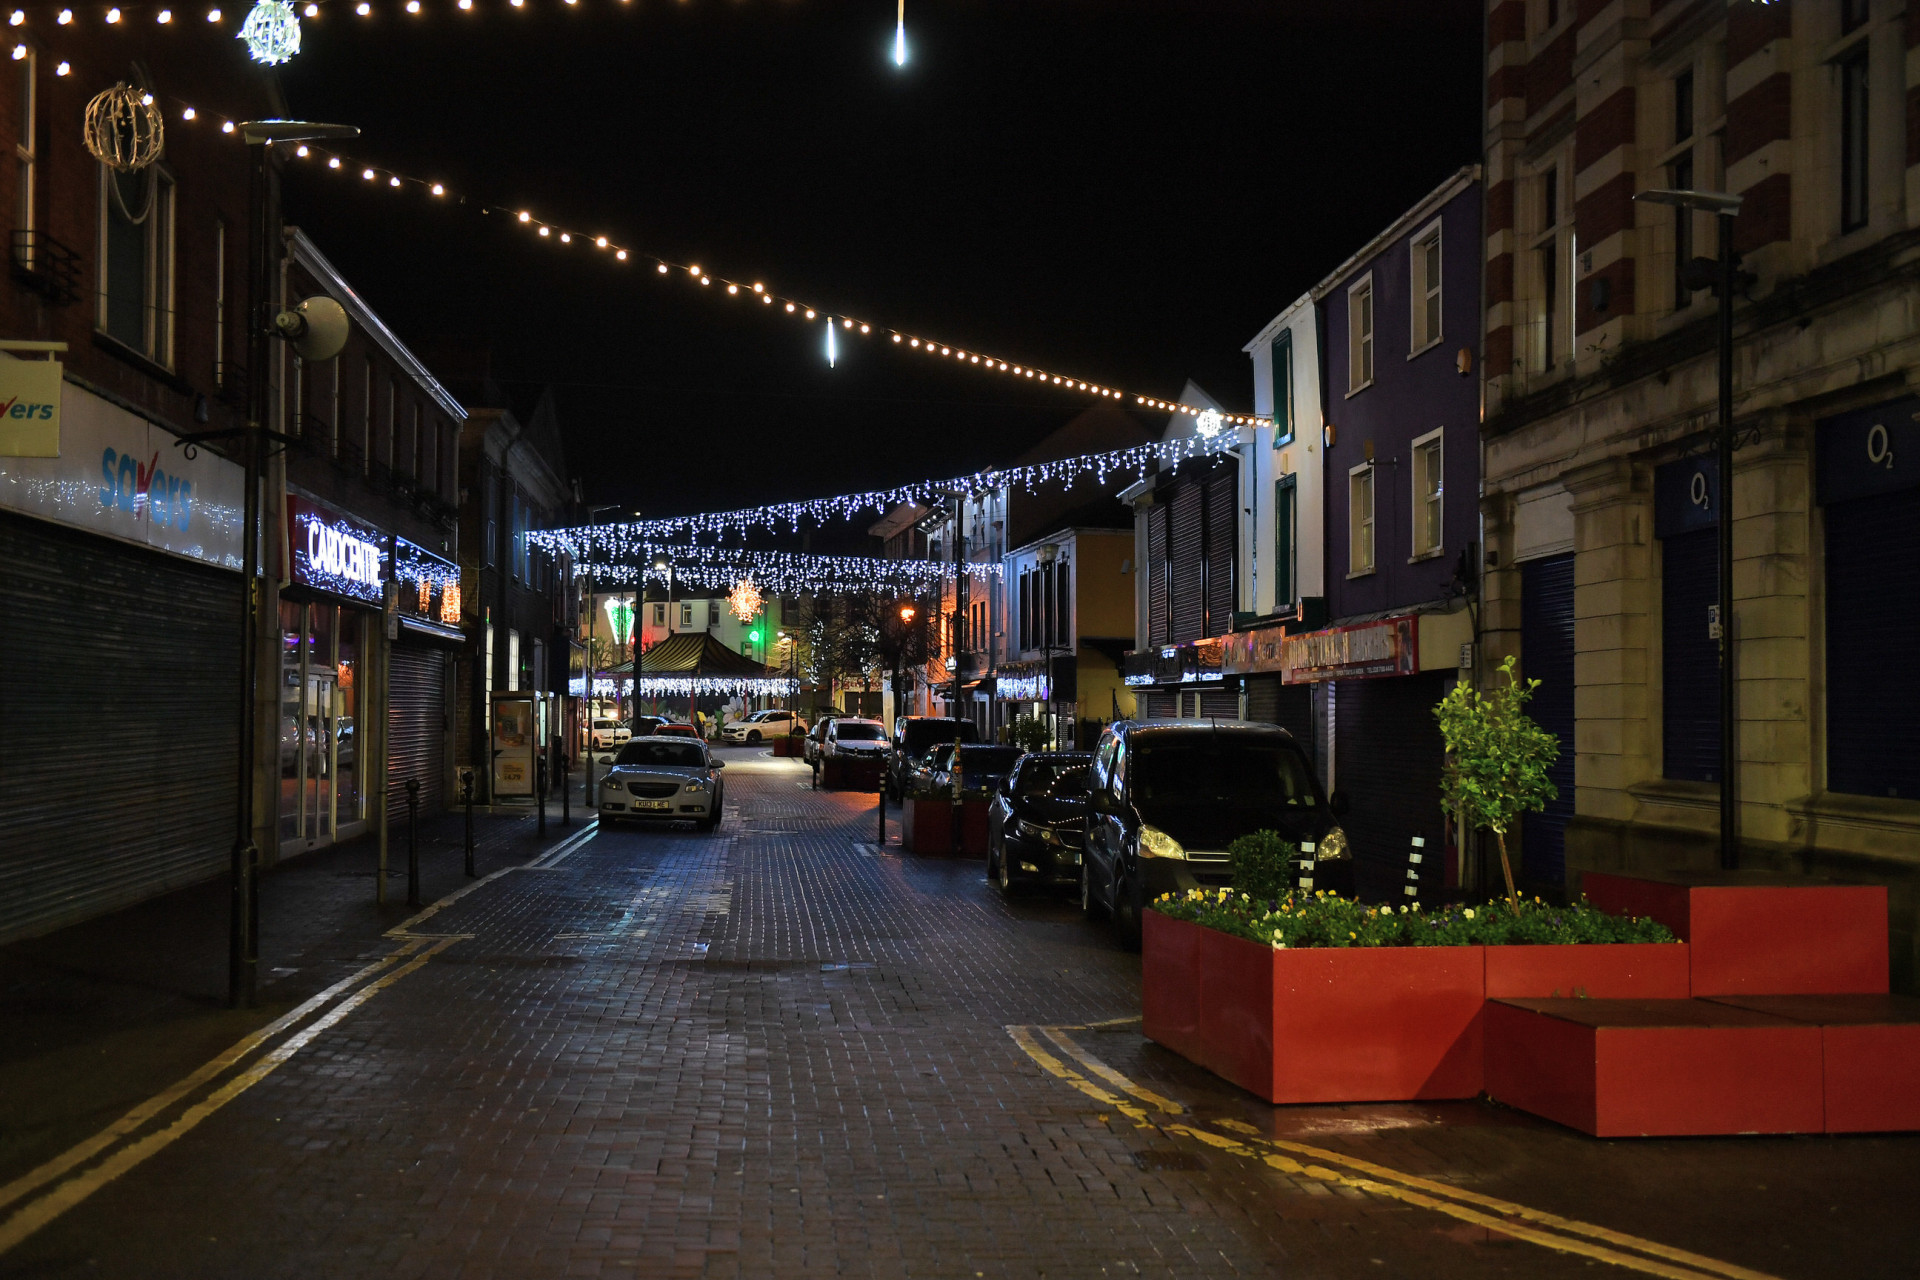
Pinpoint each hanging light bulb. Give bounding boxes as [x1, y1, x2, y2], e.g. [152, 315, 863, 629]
[892, 0, 907, 67]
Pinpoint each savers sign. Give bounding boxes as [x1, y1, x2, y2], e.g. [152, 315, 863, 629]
[0, 357, 62, 457]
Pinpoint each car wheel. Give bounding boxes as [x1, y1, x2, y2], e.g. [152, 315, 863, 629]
[1112, 866, 1144, 952]
[1079, 859, 1107, 921]
[997, 846, 1017, 895]
[747, 730, 761, 744]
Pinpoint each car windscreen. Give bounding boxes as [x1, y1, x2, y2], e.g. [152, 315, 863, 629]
[614, 740, 707, 768]
[1132, 740, 1317, 809]
[1016, 760, 1090, 797]
[834, 723, 886, 741]
[956, 746, 1023, 775]
[902, 720, 977, 751]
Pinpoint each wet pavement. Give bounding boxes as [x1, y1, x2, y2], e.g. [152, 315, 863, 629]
[2, 747, 1916, 1279]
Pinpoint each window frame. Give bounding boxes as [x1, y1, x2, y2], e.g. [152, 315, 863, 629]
[1345, 274, 1375, 396]
[1271, 329, 1294, 445]
[14, 45, 34, 255]
[1347, 463, 1376, 578]
[1408, 218, 1444, 355]
[1273, 475, 1297, 608]
[1838, 44, 1870, 234]
[1409, 427, 1445, 561]
[95, 162, 178, 368]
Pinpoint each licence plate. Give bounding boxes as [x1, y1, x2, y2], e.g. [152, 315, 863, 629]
[633, 800, 672, 811]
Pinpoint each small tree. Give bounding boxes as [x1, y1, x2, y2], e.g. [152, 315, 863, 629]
[1006, 715, 1052, 754]
[1433, 655, 1560, 911]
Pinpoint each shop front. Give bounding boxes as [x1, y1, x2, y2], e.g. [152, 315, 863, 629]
[280, 494, 388, 856]
[1121, 637, 1234, 722]
[0, 372, 247, 942]
[389, 537, 463, 820]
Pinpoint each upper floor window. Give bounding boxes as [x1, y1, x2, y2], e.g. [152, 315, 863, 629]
[680, 602, 694, 628]
[1535, 166, 1563, 369]
[212, 218, 227, 387]
[98, 166, 175, 366]
[14, 48, 34, 245]
[1841, 0, 1870, 34]
[1348, 464, 1375, 577]
[653, 602, 666, 626]
[1410, 222, 1442, 352]
[1411, 429, 1444, 559]
[1346, 275, 1374, 394]
[1271, 330, 1293, 443]
[1839, 46, 1870, 233]
[707, 600, 720, 628]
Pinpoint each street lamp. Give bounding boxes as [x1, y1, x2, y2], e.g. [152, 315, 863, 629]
[1036, 543, 1059, 750]
[225, 119, 358, 1010]
[583, 503, 618, 807]
[649, 551, 673, 724]
[1634, 186, 1744, 870]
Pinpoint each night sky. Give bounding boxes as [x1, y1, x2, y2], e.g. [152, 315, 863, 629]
[274, 0, 1482, 526]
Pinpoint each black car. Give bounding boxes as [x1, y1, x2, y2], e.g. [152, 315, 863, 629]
[987, 752, 1092, 893]
[930, 743, 1024, 796]
[887, 716, 980, 799]
[1081, 720, 1350, 949]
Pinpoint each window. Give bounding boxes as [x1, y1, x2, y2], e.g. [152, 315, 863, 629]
[98, 166, 176, 365]
[1410, 224, 1442, 351]
[14, 47, 33, 254]
[708, 600, 720, 628]
[1274, 475, 1296, 607]
[1055, 560, 1072, 648]
[1018, 569, 1031, 651]
[1671, 149, 1696, 309]
[1411, 429, 1444, 558]
[1840, 47, 1870, 233]
[1536, 168, 1560, 367]
[483, 624, 494, 730]
[1271, 330, 1294, 443]
[291, 356, 304, 437]
[362, 358, 374, 471]
[419, 410, 434, 492]
[1348, 464, 1375, 576]
[507, 630, 520, 693]
[411, 402, 424, 481]
[212, 219, 226, 386]
[329, 358, 341, 458]
[680, 602, 694, 628]
[385, 379, 397, 470]
[653, 602, 666, 626]
[1841, 0, 1869, 34]
[1346, 275, 1374, 392]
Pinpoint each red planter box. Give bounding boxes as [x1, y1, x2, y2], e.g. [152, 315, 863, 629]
[768, 736, 801, 757]
[1582, 872, 1889, 996]
[821, 756, 884, 791]
[1143, 915, 1486, 1104]
[1484, 943, 1691, 1000]
[1708, 994, 1920, 1134]
[901, 797, 952, 854]
[1485, 998, 1825, 1137]
[956, 798, 989, 856]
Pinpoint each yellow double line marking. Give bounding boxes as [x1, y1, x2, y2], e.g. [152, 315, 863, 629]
[1008, 1023, 1785, 1280]
[0, 937, 459, 1257]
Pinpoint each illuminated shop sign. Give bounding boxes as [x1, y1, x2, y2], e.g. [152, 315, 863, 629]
[1278, 617, 1415, 684]
[287, 496, 389, 605]
[394, 536, 463, 630]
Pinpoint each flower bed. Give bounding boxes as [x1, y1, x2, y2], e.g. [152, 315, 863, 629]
[1142, 891, 1684, 1104]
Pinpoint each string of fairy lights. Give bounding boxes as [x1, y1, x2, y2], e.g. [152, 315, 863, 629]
[569, 546, 995, 597]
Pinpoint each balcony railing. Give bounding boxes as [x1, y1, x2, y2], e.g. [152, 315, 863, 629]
[11, 229, 80, 307]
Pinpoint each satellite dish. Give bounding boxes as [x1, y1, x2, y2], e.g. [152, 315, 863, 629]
[272, 295, 350, 362]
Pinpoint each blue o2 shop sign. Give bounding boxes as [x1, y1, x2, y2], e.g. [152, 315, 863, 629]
[287, 495, 389, 605]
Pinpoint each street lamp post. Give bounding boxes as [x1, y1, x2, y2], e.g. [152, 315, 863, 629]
[583, 504, 618, 809]
[896, 603, 916, 730]
[1635, 186, 1745, 870]
[651, 552, 674, 722]
[947, 495, 967, 725]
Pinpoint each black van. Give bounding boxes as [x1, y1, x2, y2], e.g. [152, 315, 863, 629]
[1081, 719, 1350, 949]
[887, 716, 980, 799]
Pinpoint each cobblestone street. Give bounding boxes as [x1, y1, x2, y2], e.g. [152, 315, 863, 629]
[4, 750, 1917, 1280]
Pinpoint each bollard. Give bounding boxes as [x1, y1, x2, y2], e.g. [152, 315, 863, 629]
[560, 745, 571, 827]
[877, 779, 886, 846]
[1404, 836, 1425, 904]
[459, 766, 476, 878]
[405, 777, 421, 909]
[1296, 840, 1316, 893]
[537, 753, 548, 838]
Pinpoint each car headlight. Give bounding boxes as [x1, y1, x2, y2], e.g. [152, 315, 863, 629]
[683, 781, 706, 793]
[602, 778, 623, 792]
[1316, 826, 1351, 861]
[1137, 824, 1187, 860]
[1014, 818, 1048, 842]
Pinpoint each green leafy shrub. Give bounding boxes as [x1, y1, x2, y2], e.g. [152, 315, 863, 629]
[1435, 655, 1561, 911]
[1007, 715, 1052, 754]
[1151, 888, 1674, 950]
[1229, 830, 1300, 902]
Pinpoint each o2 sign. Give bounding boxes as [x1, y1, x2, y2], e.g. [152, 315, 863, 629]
[1817, 395, 1919, 506]
[287, 495, 389, 605]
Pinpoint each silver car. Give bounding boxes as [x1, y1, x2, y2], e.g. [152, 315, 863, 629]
[597, 738, 728, 831]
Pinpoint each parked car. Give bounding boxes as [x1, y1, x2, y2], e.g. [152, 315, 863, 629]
[821, 718, 890, 762]
[887, 716, 980, 799]
[589, 718, 632, 751]
[597, 737, 727, 831]
[802, 718, 833, 766]
[1080, 720, 1350, 950]
[655, 722, 701, 739]
[929, 744, 1025, 797]
[590, 716, 664, 767]
[903, 744, 952, 796]
[987, 752, 1093, 893]
[721, 709, 806, 744]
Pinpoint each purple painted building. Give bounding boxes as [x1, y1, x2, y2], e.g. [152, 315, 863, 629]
[1303, 166, 1482, 899]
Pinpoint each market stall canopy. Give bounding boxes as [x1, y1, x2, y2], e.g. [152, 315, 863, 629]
[612, 631, 798, 696]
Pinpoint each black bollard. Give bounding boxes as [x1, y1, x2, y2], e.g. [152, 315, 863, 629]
[537, 753, 548, 838]
[560, 744, 571, 827]
[877, 779, 886, 846]
[460, 766, 476, 878]
[405, 778, 422, 909]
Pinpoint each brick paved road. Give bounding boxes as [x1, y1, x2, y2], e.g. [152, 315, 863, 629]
[4, 750, 1917, 1279]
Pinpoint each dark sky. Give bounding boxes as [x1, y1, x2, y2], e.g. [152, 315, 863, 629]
[275, 0, 1482, 525]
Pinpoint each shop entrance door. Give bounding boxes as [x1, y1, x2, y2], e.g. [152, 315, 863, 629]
[302, 672, 338, 843]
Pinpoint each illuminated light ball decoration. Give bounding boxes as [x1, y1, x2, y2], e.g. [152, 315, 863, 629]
[83, 82, 164, 171]
[239, 0, 300, 63]
[1194, 407, 1225, 438]
[726, 576, 765, 623]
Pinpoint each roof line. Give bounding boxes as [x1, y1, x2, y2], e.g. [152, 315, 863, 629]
[1307, 164, 1481, 303]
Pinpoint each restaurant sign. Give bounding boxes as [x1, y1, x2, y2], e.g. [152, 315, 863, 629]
[1276, 616, 1416, 684]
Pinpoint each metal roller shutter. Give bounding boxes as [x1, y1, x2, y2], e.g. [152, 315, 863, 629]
[0, 510, 240, 943]
[1331, 673, 1448, 902]
[1245, 673, 1280, 724]
[1520, 553, 1575, 888]
[1170, 482, 1203, 642]
[1138, 691, 1176, 720]
[1147, 504, 1169, 647]
[1661, 528, 1720, 782]
[1247, 678, 1313, 763]
[1198, 689, 1240, 719]
[387, 646, 449, 820]
[1825, 488, 1920, 798]
[1205, 474, 1236, 637]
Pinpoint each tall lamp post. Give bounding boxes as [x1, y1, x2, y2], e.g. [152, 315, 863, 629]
[650, 552, 674, 722]
[223, 119, 357, 1010]
[1035, 543, 1059, 749]
[583, 503, 618, 808]
[897, 603, 916, 729]
[1635, 186, 1745, 870]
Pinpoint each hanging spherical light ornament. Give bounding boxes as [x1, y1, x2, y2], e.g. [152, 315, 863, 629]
[726, 576, 766, 623]
[1194, 407, 1225, 438]
[83, 82, 165, 172]
[238, 0, 300, 65]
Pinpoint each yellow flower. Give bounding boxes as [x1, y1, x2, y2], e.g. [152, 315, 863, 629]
[1463, 908, 1476, 920]
[1348, 931, 1357, 939]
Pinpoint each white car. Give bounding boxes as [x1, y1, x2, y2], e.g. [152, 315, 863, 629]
[589, 718, 631, 751]
[721, 709, 805, 744]
[821, 718, 890, 761]
[597, 737, 727, 831]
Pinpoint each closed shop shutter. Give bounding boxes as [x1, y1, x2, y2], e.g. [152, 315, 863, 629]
[1245, 673, 1280, 723]
[1661, 528, 1720, 782]
[1519, 553, 1575, 888]
[387, 646, 449, 820]
[1247, 678, 1313, 764]
[1825, 487, 1920, 798]
[0, 511, 240, 943]
[1147, 504, 1169, 647]
[1170, 482, 1203, 642]
[1198, 688, 1239, 719]
[1138, 691, 1176, 720]
[1332, 673, 1448, 902]
[1205, 474, 1236, 637]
